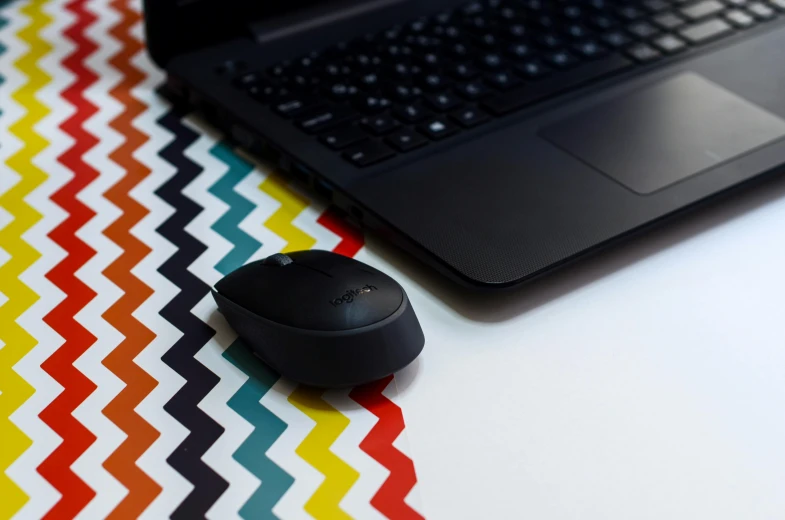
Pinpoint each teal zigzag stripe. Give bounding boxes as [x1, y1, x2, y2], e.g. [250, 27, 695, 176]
[208, 142, 293, 519]
[0, 11, 9, 106]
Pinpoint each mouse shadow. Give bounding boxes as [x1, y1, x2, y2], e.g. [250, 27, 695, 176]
[366, 172, 785, 324]
[211, 309, 419, 414]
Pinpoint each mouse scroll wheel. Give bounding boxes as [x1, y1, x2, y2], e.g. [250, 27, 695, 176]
[262, 253, 294, 266]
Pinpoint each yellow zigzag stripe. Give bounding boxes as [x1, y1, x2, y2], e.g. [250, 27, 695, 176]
[258, 174, 358, 518]
[289, 388, 359, 520]
[259, 174, 316, 252]
[0, 1, 53, 517]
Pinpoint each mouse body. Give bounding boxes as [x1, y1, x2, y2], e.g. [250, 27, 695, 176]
[212, 250, 424, 387]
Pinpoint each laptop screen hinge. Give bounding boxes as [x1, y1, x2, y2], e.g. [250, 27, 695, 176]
[249, 0, 405, 44]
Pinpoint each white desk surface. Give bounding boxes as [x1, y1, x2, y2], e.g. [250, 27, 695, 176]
[361, 174, 785, 520]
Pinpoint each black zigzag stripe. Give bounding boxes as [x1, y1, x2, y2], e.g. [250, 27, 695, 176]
[155, 108, 228, 519]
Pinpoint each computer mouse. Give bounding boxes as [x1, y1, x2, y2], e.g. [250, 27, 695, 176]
[212, 250, 425, 388]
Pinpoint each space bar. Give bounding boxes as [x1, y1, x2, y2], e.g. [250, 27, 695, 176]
[481, 55, 634, 116]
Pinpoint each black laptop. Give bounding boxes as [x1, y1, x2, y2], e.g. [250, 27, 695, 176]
[144, 0, 785, 289]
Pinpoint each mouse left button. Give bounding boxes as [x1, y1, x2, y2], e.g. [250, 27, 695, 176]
[262, 253, 294, 266]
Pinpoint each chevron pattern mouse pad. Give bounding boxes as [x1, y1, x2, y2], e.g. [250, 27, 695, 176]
[0, 1, 423, 518]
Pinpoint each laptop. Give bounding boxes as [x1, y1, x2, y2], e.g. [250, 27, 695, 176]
[144, 0, 785, 289]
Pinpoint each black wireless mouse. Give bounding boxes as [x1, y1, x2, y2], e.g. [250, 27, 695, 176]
[212, 250, 425, 388]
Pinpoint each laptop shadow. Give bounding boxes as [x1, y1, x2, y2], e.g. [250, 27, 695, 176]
[366, 171, 785, 324]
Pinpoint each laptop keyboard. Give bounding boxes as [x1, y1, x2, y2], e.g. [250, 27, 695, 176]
[227, 0, 785, 167]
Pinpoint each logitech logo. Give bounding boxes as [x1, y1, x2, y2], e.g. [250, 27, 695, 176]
[330, 285, 377, 306]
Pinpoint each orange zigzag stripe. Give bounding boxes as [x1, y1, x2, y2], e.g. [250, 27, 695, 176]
[99, 1, 161, 517]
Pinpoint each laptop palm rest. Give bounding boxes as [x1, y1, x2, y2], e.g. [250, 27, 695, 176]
[541, 72, 785, 195]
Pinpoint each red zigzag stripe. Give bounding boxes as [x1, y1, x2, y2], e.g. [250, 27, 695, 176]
[38, 1, 99, 517]
[100, 0, 162, 517]
[317, 207, 364, 257]
[349, 376, 424, 520]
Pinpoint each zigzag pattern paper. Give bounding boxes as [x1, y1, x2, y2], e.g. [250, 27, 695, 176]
[0, 1, 423, 518]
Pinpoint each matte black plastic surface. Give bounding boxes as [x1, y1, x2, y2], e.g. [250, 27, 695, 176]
[215, 250, 403, 331]
[213, 251, 425, 387]
[166, 12, 785, 289]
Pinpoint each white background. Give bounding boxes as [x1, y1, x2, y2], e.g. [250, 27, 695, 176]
[358, 173, 785, 520]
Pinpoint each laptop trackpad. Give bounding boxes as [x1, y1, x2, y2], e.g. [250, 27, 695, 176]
[542, 72, 785, 194]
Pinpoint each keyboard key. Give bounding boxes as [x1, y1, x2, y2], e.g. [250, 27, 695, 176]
[507, 23, 528, 39]
[354, 95, 392, 113]
[320, 62, 351, 79]
[248, 83, 289, 102]
[418, 73, 450, 92]
[320, 125, 367, 149]
[419, 118, 461, 140]
[536, 33, 565, 48]
[386, 62, 418, 79]
[485, 71, 523, 90]
[483, 55, 633, 115]
[725, 0, 749, 6]
[408, 17, 429, 32]
[644, 0, 671, 12]
[618, 5, 645, 19]
[415, 52, 442, 66]
[462, 2, 484, 15]
[343, 141, 396, 166]
[587, 0, 610, 10]
[725, 9, 756, 25]
[769, 0, 785, 10]
[507, 43, 533, 60]
[478, 53, 504, 70]
[233, 71, 262, 89]
[450, 63, 480, 80]
[574, 40, 609, 58]
[274, 97, 321, 118]
[385, 129, 429, 152]
[447, 42, 471, 59]
[426, 92, 463, 111]
[564, 23, 591, 39]
[387, 84, 421, 102]
[653, 34, 688, 52]
[267, 63, 290, 79]
[358, 72, 380, 90]
[747, 2, 777, 18]
[654, 12, 687, 29]
[456, 81, 492, 99]
[473, 32, 500, 48]
[360, 115, 400, 135]
[393, 102, 433, 123]
[679, 18, 733, 42]
[293, 53, 320, 71]
[627, 21, 661, 38]
[562, 5, 584, 18]
[497, 5, 519, 19]
[450, 106, 491, 127]
[297, 106, 356, 133]
[626, 43, 662, 62]
[546, 50, 580, 68]
[325, 83, 359, 100]
[515, 59, 551, 79]
[591, 14, 619, 30]
[353, 50, 378, 63]
[681, 0, 725, 20]
[602, 30, 633, 47]
[288, 74, 320, 92]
